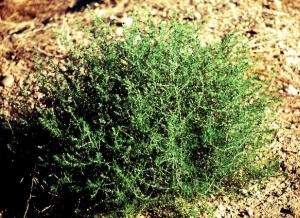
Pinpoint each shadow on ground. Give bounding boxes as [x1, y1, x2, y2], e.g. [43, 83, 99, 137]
[0, 117, 81, 218]
[0, 119, 28, 217]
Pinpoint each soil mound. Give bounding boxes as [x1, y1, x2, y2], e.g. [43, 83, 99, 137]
[0, 0, 75, 22]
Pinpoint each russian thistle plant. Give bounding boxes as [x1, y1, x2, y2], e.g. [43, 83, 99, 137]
[5, 18, 275, 217]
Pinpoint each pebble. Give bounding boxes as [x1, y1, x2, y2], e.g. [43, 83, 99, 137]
[109, 15, 116, 21]
[124, 17, 133, 27]
[0, 75, 14, 87]
[150, 9, 157, 16]
[290, 124, 296, 129]
[274, 0, 282, 10]
[286, 84, 298, 96]
[228, 2, 236, 10]
[284, 49, 300, 66]
[285, 49, 297, 56]
[215, 204, 226, 218]
[194, 12, 202, 20]
[242, 189, 248, 195]
[278, 41, 285, 49]
[247, 208, 254, 217]
[286, 56, 300, 66]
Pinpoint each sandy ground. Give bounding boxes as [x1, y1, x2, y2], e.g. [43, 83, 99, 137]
[1, 0, 300, 217]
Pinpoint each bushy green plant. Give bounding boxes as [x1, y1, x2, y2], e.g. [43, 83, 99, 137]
[6, 18, 275, 217]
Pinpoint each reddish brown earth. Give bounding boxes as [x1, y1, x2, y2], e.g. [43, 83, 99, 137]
[0, 0, 75, 21]
[0, 0, 300, 217]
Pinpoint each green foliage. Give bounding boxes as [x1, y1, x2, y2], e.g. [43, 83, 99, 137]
[7, 18, 275, 217]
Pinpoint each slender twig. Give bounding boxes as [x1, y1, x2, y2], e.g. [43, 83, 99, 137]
[40, 205, 52, 214]
[6, 119, 15, 139]
[23, 168, 35, 218]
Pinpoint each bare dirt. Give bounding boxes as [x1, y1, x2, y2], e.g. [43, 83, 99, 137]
[0, 0, 300, 217]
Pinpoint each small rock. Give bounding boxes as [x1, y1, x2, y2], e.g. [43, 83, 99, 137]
[286, 84, 298, 96]
[228, 2, 236, 10]
[124, 17, 133, 27]
[278, 41, 285, 49]
[0, 75, 14, 87]
[242, 188, 248, 195]
[194, 12, 201, 20]
[274, 0, 282, 10]
[285, 49, 297, 56]
[286, 57, 300, 66]
[150, 9, 157, 16]
[284, 49, 300, 66]
[284, 108, 290, 113]
[247, 208, 254, 217]
[109, 15, 116, 21]
[215, 204, 226, 218]
[290, 123, 296, 129]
